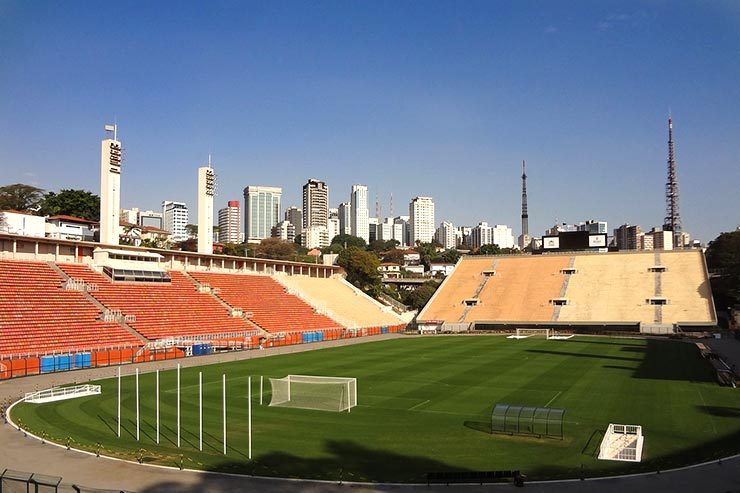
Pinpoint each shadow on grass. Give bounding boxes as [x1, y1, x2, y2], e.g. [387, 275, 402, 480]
[525, 349, 641, 363]
[134, 439, 474, 489]
[562, 339, 645, 347]
[464, 419, 492, 434]
[580, 428, 604, 457]
[697, 405, 740, 418]
[632, 339, 715, 382]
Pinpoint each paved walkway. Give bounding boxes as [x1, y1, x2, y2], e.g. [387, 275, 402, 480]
[1, 335, 739, 493]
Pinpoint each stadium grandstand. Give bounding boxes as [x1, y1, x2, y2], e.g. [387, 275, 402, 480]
[0, 233, 406, 380]
[417, 250, 716, 334]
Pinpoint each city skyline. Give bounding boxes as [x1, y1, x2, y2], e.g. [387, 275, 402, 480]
[1, 2, 739, 243]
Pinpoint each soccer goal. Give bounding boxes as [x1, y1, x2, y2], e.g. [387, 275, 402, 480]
[598, 424, 644, 462]
[508, 328, 551, 339]
[269, 375, 357, 412]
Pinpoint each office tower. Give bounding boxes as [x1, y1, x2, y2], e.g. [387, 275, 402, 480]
[244, 186, 282, 243]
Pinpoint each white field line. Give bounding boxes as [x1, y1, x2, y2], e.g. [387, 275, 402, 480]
[407, 399, 430, 411]
[544, 390, 562, 408]
[695, 386, 717, 435]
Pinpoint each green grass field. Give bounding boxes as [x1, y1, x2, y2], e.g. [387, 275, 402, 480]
[11, 336, 740, 482]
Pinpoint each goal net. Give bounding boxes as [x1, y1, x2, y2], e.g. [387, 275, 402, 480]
[598, 424, 644, 462]
[508, 328, 551, 339]
[269, 375, 357, 412]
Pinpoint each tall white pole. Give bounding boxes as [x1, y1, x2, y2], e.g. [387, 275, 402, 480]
[136, 368, 140, 441]
[177, 364, 181, 448]
[260, 375, 263, 405]
[156, 369, 160, 444]
[248, 376, 252, 460]
[117, 366, 121, 438]
[347, 380, 351, 413]
[223, 374, 227, 455]
[199, 371, 203, 452]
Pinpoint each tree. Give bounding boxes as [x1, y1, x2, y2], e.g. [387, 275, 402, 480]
[38, 189, 100, 221]
[368, 239, 399, 254]
[0, 183, 45, 212]
[414, 242, 439, 269]
[222, 242, 248, 257]
[432, 249, 461, 264]
[185, 224, 198, 238]
[255, 237, 296, 260]
[706, 230, 740, 310]
[403, 281, 440, 310]
[337, 246, 381, 294]
[475, 244, 502, 255]
[330, 234, 367, 249]
[382, 248, 405, 265]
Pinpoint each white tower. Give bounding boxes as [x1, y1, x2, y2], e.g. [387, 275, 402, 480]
[197, 158, 215, 254]
[100, 124, 122, 245]
[350, 184, 369, 243]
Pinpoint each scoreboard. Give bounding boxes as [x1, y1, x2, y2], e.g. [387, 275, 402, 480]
[542, 231, 608, 252]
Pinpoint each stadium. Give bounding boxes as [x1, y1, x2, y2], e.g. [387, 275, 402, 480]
[2, 234, 739, 491]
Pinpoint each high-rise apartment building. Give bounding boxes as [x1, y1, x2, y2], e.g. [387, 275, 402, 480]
[303, 179, 328, 230]
[614, 224, 641, 250]
[470, 222, 492, 250]
[434, 221, 456, 249]
[350, 185, 369, 243]
[338, 202, 351, 236]
[576, 220, 608, 234]
[492, 224, 515, 249]
[409, 196, 435, 245]
[394, 216, 410, 247]
[284, 206, 303, 237]
[271, 220, 295, 242]
[218, 200, 241, 244]
[244, 186, 282, 243]
[162, 200, 189, 242]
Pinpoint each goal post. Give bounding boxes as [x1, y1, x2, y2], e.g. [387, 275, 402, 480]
[268, 375, 357, 412]
[508, 328, 551, 339]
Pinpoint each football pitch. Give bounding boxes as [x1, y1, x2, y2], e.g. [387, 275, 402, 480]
[11, 336, 740, 482]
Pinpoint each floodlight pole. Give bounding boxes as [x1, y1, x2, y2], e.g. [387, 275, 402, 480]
[177, 364, 181, 448]
[223, 374, 227, 455]
[248, 376, 252, 460]
[117, 366, 121, 438]
[136, 368, 140, 441]
[156, 369, 160, 444]
[199, 371, 203, 452]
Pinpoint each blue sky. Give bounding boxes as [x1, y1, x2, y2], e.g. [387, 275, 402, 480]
[1, 0, 738, 242]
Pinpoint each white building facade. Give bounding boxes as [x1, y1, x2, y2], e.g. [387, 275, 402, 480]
[470, 222, 492, 250]
[350, 184, 369, 243]
[409, 196, 435, 245]
[434, 221, 456, 249]
[338, 202, 351, 236]
[162, 200, 189, 243]
[492, 224, 515, 249]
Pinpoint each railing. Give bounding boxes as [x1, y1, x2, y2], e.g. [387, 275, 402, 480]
[25, 384, 101, 403]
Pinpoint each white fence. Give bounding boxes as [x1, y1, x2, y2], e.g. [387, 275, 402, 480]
[25, 384, 102, 404]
